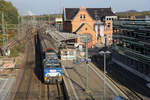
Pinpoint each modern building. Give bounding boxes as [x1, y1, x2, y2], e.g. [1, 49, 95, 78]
[112, 19, 150, 81]
[63, 6, 117, 48]
[55, 18, 63, 31]
[59, 43, 76, 60]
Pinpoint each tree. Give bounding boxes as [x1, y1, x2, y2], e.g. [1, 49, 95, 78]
[0, 0, 19, 24]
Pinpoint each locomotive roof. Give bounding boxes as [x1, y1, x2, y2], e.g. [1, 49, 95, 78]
[42, 48, 55, 52]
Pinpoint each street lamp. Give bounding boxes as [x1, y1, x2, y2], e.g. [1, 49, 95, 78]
[99, 50, 111, 100]
[99, 35, 111, 100]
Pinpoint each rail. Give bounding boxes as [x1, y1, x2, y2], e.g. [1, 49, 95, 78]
[90, 61, 143, 100]
[46, 82, 64, 100]
[106, 72, 143, 100]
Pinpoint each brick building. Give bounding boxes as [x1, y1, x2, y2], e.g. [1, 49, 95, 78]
[63, 6, 117, 48]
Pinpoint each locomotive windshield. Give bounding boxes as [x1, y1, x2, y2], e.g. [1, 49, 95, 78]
[44, 59, 61, 68]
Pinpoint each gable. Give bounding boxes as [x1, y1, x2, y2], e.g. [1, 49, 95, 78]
[72, 9, 94, 22]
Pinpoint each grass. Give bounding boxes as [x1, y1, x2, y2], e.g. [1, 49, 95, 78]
[9, 44, 25, 57]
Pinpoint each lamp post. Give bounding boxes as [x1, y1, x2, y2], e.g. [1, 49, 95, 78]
[99, 35, 111, 100]
[1, 11, 9, 56]
[2, 12, 6, 49]
[85, 36, 89, 92]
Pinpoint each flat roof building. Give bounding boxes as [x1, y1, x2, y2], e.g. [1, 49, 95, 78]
[112, 19, 150, 82]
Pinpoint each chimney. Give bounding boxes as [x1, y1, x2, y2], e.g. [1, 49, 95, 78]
[80, 6, 86, 11]
[63, 8, 66, 21]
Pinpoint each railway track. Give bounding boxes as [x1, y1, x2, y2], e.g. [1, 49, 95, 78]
[93, 61, 143, 99]
[106, 72, 143, 100]
[13, 36, 35, 100]
[107, 63, 144, 100]
[37, 32, 65, 100]
[91, 53, 146, 100]
[12, 24, 66, 100]
[47, 83, 64, 100]
[2, 24, 36, 50]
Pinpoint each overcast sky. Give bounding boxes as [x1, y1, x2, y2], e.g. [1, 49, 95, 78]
[6, 0, 150, 15]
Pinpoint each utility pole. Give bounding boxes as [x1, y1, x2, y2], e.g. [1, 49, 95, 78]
[21, 16, 24, 39]
[104, 35, 106, 100]
[99, 35, 111, 100]
[2, 12, 6, 50]
[104, 52, 106, 100]
[17, 16, 20, 40]
[6, 23, 8, 49]
[59, 0, 62, 15]
[85, 36, 89, 92]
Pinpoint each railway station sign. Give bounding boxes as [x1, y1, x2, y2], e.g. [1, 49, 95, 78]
[80, 58, 91, 63]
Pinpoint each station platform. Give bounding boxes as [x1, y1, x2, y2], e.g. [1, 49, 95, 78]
[0, 77, 16, 100]
[62, 60, 128, 100]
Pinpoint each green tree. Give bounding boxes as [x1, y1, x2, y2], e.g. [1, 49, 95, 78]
[0, 0, 19, 24]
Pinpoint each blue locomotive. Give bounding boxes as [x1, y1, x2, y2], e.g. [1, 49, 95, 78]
[42, 48, 63, 84]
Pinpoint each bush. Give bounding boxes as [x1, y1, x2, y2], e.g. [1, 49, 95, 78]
[10, 45, 25, 57]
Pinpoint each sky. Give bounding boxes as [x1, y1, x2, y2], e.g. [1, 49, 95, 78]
[6, 0, 150, 15]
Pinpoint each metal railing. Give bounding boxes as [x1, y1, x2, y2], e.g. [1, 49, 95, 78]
[112, 46, 150, 65]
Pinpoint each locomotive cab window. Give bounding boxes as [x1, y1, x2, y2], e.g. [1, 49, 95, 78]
[44, 59, 61, 68]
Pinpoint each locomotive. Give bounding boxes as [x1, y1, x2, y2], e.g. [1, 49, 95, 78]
[42, 48, 62, 84]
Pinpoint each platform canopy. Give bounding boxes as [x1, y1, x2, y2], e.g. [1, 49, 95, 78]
[46, 30, 90, 43]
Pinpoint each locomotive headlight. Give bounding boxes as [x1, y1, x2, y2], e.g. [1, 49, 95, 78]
[58, 76, 62, 81]
[44, 77, 48, 80]
[45, 73, 50, 77]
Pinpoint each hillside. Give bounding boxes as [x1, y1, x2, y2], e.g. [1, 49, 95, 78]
[116, 10, 150, 17]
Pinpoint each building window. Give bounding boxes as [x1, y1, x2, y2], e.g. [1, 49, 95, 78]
[107, 23, 110, 28]
[69, 51, 73, 56]
[83, 14, 86, 19]
[107, 35, 111, 41]
[80, 14, 85, 19]
[64, 51, 68, 56]
[80, 14, 82, 19]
